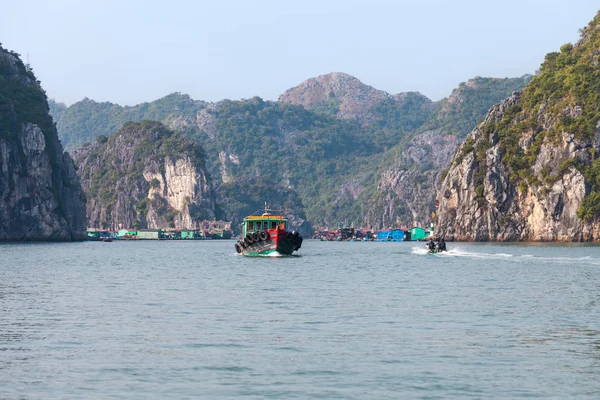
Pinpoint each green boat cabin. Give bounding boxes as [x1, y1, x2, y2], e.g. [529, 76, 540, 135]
[242, 213, 287, 236]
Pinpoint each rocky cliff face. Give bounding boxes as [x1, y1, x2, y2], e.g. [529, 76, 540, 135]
[438, 94, 599, 241]
[362, 76, 530, 230]
[0, 46, 86, 241]
[366, 130, 459, 229]
[437, 12, 600, 241]
[72, 121, 217, 230]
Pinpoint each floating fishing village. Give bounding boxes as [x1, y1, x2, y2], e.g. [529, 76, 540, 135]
[86, 221, 234, 241]
[87, 224, 435, 242]
[312, 225, 434, 242]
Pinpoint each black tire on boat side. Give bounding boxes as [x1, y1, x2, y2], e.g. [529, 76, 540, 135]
[251, 232, 260, 242]
[245, 233, 255, 244]
[259, 231, 269, 241]
[235, 243, 242, 253]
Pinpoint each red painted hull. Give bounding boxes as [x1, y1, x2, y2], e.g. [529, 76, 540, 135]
[235, 229, 303, 256]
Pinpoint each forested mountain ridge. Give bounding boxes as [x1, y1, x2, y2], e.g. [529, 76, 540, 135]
[437, 11, 600, 241]
[50, 93, 206, 151]
[49, 73, 530, 229]
[0, 44, 86, 240]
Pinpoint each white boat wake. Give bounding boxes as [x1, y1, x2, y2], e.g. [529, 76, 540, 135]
[411, 246, 600, 265]
[412, 246, 513, 258]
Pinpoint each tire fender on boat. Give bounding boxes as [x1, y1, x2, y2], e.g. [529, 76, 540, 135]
[245, 233, 255, 244]
[259, 230, 269, 241]
[235, 242, 242, 253]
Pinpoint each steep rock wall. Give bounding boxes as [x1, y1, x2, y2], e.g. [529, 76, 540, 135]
[365, 130, 459, 229]
[438, 13, 600, 241]
[0, 46, 86, 241]
[73, 121, 217, 230]
[438, 94, 600, 241]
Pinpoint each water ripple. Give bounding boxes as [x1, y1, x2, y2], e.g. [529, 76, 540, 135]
[0, 240, 599, 398]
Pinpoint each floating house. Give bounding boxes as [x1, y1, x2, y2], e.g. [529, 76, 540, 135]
[181, 229, 196, 239]
[87, 230, 102, 240]
[376, 231, 390, 241]
[390, 229, 404, 241]
[117, 228, 137, 239]
[137, 229, 163, 240]
[409, 226, 426, 241]
[87, 229, 113, 240]
[377, 229, 404, 242]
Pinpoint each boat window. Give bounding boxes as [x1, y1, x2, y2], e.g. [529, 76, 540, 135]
[248, 221, 254, 231]
[271, 221, 277, 229]
[256, 222, 262, 231]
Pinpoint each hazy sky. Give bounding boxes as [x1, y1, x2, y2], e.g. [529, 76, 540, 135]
[2, 1, 598, 105]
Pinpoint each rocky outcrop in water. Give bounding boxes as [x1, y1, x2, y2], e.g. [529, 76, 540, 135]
[437, 12, 600, 241]
[0, 46, 86, 241]
[72, 121, 218, 230]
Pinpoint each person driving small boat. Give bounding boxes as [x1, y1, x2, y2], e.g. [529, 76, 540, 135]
[426, 238, 436, 253]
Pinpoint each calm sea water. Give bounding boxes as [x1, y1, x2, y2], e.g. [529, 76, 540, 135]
[1, 240, 600, 399]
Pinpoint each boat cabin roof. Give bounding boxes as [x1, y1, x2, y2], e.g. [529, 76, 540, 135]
[243, 214, 287, 222]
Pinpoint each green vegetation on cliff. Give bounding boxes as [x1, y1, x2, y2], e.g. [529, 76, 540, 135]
[460, 12, 600, 220]
[76, 121, 213, 229]
[0, 44, 56, 142]
[0, 44, 87, 240]
[428, 75, 533, 138]
[50, 93, 205, 150]
[51, 73, 530, 227]
[191, 97, 373, 225]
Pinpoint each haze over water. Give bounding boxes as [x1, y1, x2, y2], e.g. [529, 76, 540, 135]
[1, 240, 599, 398]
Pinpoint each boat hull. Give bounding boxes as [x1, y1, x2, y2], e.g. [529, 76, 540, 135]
[236, 230, 302, 257]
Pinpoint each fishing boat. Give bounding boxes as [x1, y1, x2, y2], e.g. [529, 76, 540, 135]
[234, 208, 303, 256]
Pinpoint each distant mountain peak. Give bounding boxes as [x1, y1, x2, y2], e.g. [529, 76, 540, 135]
[278, 72, 389, 112]
[279, 72, 429, 122]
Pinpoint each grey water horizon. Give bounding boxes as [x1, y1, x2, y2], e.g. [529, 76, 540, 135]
[1, 240, 599, 399]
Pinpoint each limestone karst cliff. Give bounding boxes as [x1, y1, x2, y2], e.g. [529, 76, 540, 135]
[437, 12, 600, 241]
[72, 121, 218, 230]
[0, 45, 86, 240]
[362, 77, 531, 229]
[50, 73, 529, 229]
